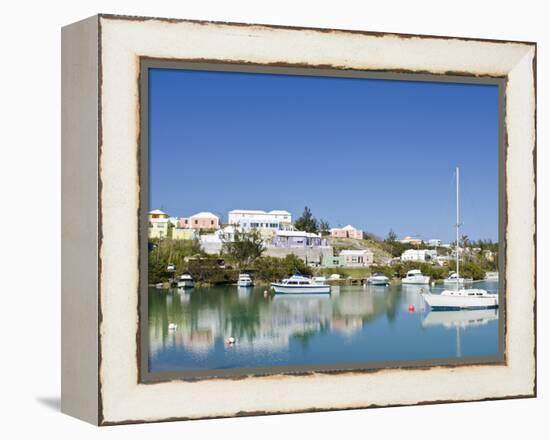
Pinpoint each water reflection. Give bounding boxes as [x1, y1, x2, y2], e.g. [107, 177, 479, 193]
[422, 308, 499, 357]
[149, 285, 399, 357]
[148, 282, 499, 371]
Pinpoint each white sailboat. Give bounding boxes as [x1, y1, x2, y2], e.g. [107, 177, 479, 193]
[422, 167, 499, 310]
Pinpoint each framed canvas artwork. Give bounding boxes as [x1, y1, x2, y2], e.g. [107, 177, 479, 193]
[61, 14, 536, 425]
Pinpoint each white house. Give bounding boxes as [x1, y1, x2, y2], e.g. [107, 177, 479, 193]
[401, 249, 437, 262]
[228, 209, 292, 226]
[340, 249, 374, 267]
[428, 239, 442, 247]
[200, 225, 238, 255]
[237, 216, 293, 238]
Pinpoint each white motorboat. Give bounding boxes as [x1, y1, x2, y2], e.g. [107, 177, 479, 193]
[422, 167, 499, 310]
[443, 272, 473, 285]
[177, 273, 194, 289]
[271, 274, 331, 294]
[402, 269, 430, 285]
[237, 273, 254, 287]
[367, 273, 390, 285]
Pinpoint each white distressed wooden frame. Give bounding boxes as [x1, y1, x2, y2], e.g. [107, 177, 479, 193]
[61, 14, 536, 425]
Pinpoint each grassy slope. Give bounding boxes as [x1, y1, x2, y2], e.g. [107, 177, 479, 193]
[328, 237, 393, 263]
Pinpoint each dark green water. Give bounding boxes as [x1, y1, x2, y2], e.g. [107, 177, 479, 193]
[148, 282, 499, 373]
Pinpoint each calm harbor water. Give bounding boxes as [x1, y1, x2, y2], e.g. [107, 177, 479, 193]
[148, 282, 500, 373]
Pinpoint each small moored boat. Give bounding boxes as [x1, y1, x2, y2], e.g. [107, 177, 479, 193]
[367, 273, 390, 286]
[237, 273, 254, 287]
[271, 274, 331, 294]
[402, 269, 430, 285]
[177, 273, 194, 289]
[443, 272, 472, 285]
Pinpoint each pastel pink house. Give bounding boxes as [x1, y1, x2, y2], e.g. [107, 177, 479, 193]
[330, 225, 364, 239]
[179, 212, 220, 230]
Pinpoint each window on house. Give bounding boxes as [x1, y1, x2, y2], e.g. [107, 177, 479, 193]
[211, 220, 214, 225]
[194, 220, 198, 224]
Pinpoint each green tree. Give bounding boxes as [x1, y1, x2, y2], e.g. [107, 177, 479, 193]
[253, 254, 312, 281]
[294, 206, 318, 233]
[319, 219, 330, 236]
[221, 229, 265, 268]
[385, 229, 398, 243]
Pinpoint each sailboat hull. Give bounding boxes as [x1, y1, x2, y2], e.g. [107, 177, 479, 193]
[422, 292, 498, 310]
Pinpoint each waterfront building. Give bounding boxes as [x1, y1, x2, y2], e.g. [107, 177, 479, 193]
[228, 209, 292, 226]
[321, 255, 346, 268]
[400, 249, 437, 262]
[330, 225, 365, 240]
[340, 249, 374, 267]
[148, 209, 173, 239]
[179, 212, 220, 230]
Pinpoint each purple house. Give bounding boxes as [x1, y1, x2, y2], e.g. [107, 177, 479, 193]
[271, 230, 326, 248]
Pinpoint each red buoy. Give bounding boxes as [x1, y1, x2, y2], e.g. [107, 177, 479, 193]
[408, 304, 415, 312]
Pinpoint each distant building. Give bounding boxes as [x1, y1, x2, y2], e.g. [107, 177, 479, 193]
[400, 249, 437, 262]
[340, 249, 374, 267]
[200, 226, 237, 254]
[322, 255, 346, 268]
[428, 239, 442, 247]
[148, 209, 172, 239]
[330, 225, 364, 240]
[400, 236, 423, 246]
[483, 250, 495, 262]
[237, 216, 293, 238]
[172, 228, 198, 241]
[179, 212, 220, 230]
[228, 209, 292, 226]
[271, 230, 326, 248]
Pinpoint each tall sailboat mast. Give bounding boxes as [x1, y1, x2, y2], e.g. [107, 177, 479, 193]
[456, 167, 460, 291]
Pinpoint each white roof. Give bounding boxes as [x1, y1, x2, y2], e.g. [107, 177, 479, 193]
[340, 249, 371, 256]
[149, 209, 167, 215]
[276, 230, 320, 238]
[229, 209, 290, 216]
[342, 224, 358, 231]
[190, 211, 219, 219]
[229, 209, 267, 214]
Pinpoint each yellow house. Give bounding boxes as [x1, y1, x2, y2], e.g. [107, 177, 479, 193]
[148, 209, 173, 239]
[172, 228, 198, 241]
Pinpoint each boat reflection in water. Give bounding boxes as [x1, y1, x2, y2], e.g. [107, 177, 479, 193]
[422, 308, 499, 357]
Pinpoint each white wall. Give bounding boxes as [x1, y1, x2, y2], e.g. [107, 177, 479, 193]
[1, 0, 546, 438]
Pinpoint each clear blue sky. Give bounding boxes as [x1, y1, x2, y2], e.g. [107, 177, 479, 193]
[149, 68, 499, 242]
